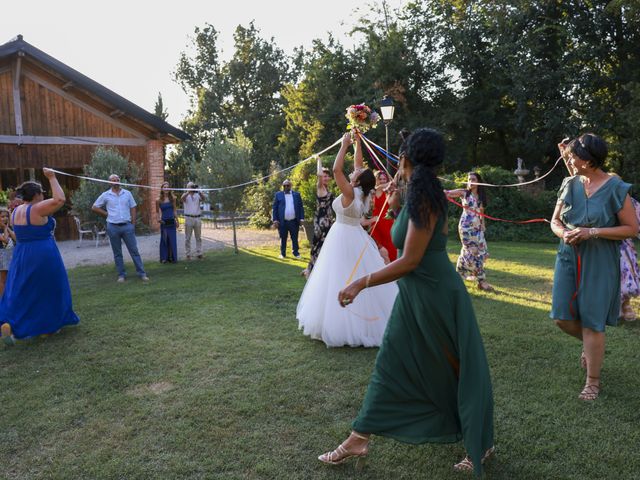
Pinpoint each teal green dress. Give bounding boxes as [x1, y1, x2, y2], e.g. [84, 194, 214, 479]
[551, 175, 632, 331]
[352, 207, 494, 476]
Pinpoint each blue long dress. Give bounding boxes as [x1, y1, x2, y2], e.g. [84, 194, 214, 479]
[159, 201, 178, 263]
[0, 204, 79, 339]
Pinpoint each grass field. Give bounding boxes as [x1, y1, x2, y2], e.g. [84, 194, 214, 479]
[1, 241, 639, 479]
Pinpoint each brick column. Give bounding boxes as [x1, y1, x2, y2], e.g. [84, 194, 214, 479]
[146, 139, 165, 232]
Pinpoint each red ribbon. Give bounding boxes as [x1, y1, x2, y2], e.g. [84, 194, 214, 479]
[447, 197, 550, 224]
[569, 246, 582, 319]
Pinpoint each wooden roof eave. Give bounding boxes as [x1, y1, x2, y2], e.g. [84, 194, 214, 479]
[0, 35, 190, 143]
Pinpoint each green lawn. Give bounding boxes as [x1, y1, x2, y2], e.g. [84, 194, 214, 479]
[1, 241, 639, 479]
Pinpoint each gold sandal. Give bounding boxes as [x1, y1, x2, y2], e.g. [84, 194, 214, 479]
[318, 431, 369, 470]
[453, 446, 495, 472]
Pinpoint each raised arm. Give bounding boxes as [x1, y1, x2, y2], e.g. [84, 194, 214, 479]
[445, 188, 467, 199]
[316, 156, 325, 194]
[354, 134, 364, 171]
[333, 133, 355, 206]
[31, 168, 65, 218]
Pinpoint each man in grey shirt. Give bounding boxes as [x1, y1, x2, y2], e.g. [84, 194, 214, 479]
[92, 174, 149, 282]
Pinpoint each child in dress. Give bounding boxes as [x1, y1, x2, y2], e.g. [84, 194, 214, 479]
[0, 208, 16, 297]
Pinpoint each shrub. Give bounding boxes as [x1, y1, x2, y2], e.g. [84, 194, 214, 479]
[244, 162, 285, 229]
[71, 147, 143, 227]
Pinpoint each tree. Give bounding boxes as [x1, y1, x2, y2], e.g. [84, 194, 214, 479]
[154, 92, 169, 121]
[192, 131, 253, 253]
[175, 22, 292, 175]
[71, 147, 143, 226]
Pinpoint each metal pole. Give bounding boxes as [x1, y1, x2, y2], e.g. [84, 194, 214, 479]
[385, 123, 390, 171]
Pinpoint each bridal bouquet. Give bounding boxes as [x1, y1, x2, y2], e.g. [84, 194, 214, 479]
[345, 103, 380, 135]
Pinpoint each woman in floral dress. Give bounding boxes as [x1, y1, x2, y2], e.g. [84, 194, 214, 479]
[446, 172, 493, 291]
[619, 196, 640, 320]
[302, 157, 335, 278]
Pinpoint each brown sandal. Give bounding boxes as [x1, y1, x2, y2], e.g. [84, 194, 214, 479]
[477, 281, 495, 292]
[622, 303, 637, 321]
[578, 376, 601, 401]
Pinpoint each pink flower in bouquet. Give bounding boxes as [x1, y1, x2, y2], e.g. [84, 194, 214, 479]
[345, 103, 380, 134]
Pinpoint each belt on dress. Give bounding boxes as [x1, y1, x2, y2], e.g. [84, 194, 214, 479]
[184, 214, 201, 218]
[109, 222, 130, 226]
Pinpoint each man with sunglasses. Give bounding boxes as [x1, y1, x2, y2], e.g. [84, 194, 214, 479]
[92, 174, 148, 283]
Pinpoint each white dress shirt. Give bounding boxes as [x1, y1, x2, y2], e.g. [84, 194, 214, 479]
[284, 192, 296, 220]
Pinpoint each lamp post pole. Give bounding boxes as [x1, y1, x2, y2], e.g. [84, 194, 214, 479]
[379, 96, 395, 171]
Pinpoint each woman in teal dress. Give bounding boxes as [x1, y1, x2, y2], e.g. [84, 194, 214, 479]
[551, 133, 638, 401]
[319, 129, 494, 476]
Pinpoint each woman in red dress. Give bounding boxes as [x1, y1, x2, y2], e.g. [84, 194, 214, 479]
[364, 171, 397, 263]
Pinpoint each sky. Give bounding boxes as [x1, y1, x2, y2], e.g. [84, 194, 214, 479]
[2, 0, 405, 128]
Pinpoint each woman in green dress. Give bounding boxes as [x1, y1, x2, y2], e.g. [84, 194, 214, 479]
[318, 128, 494, 476]
[551, 134, 638, 401]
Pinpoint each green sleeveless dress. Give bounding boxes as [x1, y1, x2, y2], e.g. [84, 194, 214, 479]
[550, 175, 632, 331]
[352, 206, 494, 476]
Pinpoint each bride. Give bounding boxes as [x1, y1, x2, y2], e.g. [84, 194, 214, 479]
[297, 133, 398, 347]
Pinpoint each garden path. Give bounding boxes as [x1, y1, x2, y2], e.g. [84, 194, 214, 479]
[57, 227, 280, 269]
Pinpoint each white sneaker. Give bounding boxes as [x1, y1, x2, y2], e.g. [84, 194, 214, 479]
[141, 276, 150, 282]
[278, 254, 285, 259]
[294, 254, 301, 259]
[117, 276, 126, 283]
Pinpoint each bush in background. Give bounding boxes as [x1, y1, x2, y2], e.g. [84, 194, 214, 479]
[71, 147, 143, 227]
[244, 162, 285, 229]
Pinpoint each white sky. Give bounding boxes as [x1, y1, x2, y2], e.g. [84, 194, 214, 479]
[2, 0, 404, 128]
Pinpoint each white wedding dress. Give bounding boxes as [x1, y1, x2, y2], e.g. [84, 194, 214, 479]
[297, 187, 398, 347]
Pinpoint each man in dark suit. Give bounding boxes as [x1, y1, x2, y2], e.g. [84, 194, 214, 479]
[272, 179, 305, 259]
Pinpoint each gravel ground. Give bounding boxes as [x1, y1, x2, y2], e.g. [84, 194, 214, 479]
[58, 227, 281, 269]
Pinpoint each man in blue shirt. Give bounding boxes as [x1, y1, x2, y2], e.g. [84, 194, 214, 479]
[272, 179, 304, 259]
[92, 174, 149, 282]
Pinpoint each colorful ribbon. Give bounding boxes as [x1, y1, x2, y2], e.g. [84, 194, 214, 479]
[446, 197, 550, 224]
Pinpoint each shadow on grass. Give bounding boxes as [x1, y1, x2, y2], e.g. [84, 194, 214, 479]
[2, 244, 640, 479]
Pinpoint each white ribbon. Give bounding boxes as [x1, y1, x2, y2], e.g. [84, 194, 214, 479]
[49, 138, 342, 192]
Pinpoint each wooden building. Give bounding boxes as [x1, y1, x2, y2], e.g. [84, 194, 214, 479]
[0, 34, 189, 238]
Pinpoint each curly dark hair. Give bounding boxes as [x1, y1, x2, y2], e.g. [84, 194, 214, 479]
[568, 133, 608, 169]
[16, 181, 44, 202]
[467, 171, 488, 208]
[404, 128, 447, 228]
[356, 169, 376, 197]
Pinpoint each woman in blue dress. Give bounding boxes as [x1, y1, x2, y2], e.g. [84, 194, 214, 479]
[156, 182, 178, 263]
[0, 168, 80, 345]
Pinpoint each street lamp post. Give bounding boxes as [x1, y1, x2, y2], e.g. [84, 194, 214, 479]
[379, 95, 395, 171]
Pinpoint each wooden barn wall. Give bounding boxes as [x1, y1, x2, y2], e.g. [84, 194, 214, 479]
[20, 74, 139, 138]
[0, 144, 146, 170]
[0, 71, 16, 135]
